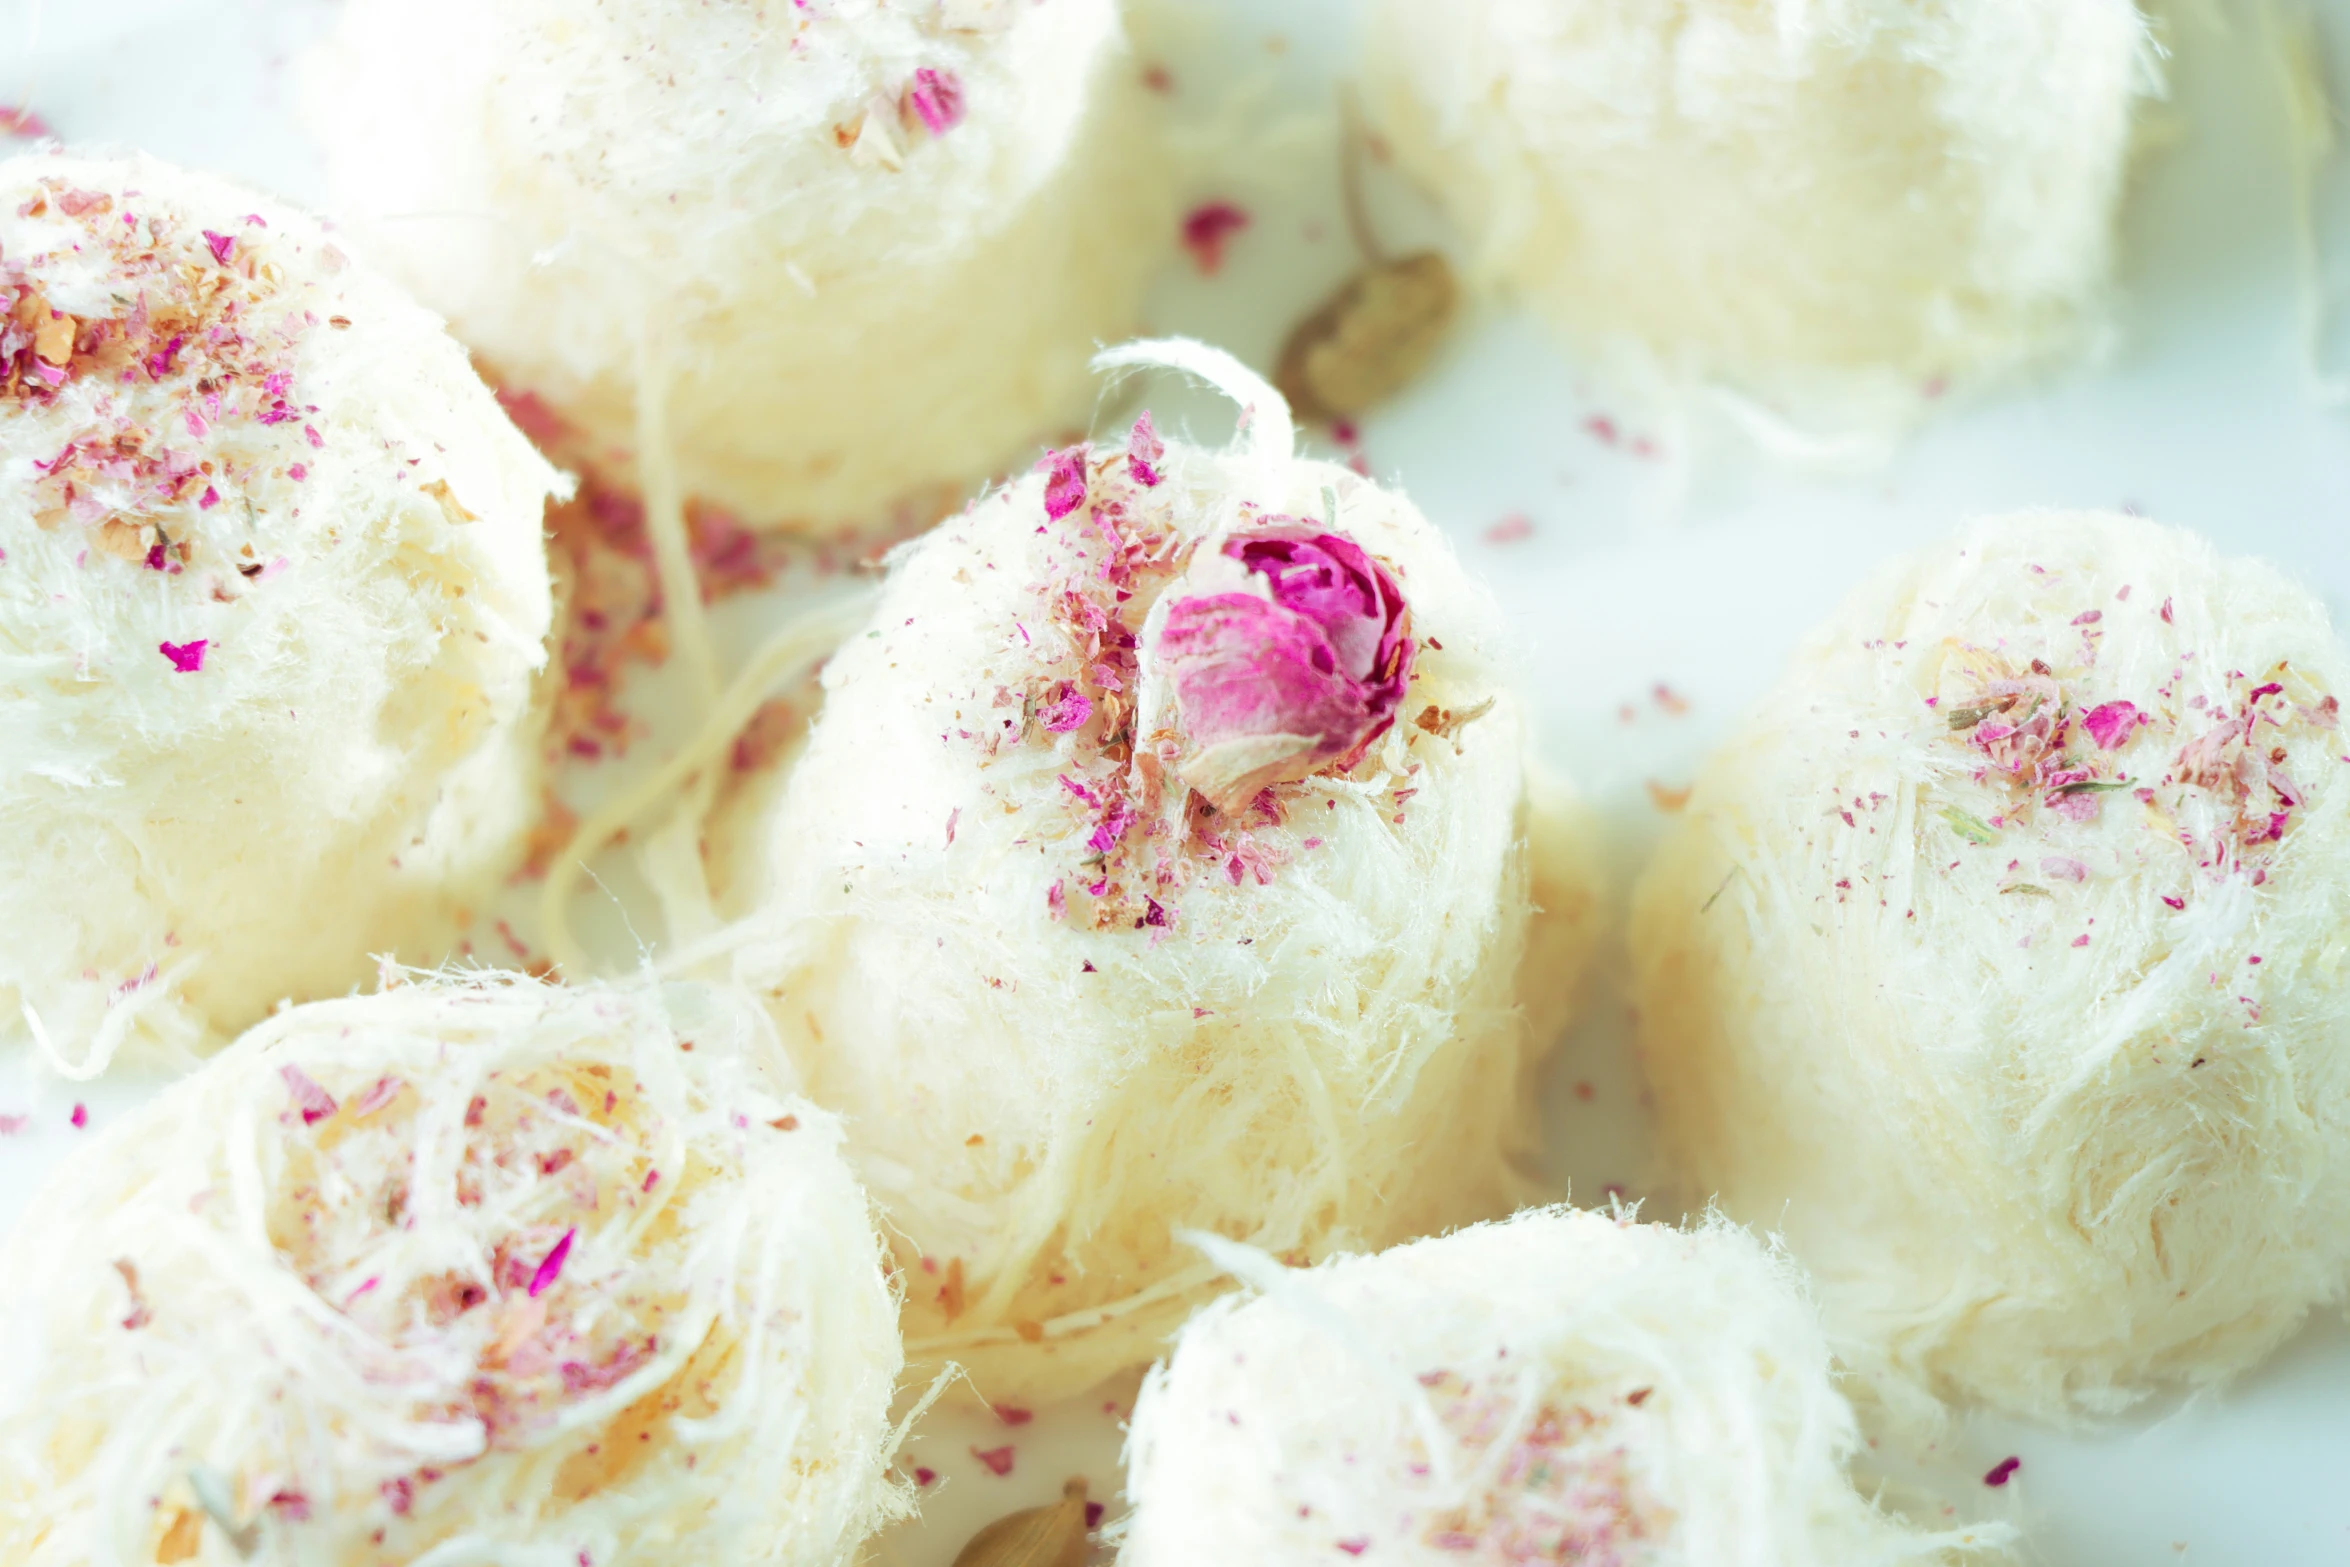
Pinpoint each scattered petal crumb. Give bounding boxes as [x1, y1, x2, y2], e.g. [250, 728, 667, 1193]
[971, 1444, 1016, 1477]
[1983, 1456, 2021, 1487]
[1180, 201, 1250, 275]
[1483, 513, 1534, 545]
[1644, 780, 1692, 813]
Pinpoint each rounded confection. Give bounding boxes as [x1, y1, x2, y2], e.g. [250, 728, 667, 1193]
[1363, 0, 2156, 439]
[726, 343, 1599, 1404]
[308, 0, 1168, 535]
[0, 974, 905, 1567]
[1, 150, 559, 1075]
[1632, 510, 2350, 1424]
[1120, 1209, 1990, 1566]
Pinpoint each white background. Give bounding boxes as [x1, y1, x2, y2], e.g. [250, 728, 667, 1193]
[7, 0, 2350, 1560]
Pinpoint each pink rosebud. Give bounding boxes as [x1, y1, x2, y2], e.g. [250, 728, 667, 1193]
[1156, 527, 1411, 812]
[1040, 447, 1088, 521]
[1128, 410, 1165, 487]
[279, 1064, 338, 1125]
[158, 639, 207, 673]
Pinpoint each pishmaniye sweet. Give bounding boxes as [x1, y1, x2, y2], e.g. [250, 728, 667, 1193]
[0, 975, 906, 1567]
[727, 342, 1598, 1403]
[1120, 1210, 1998, 1565]
[309, 0, 1169, 535]
[1, 151, 559, 1074]
[1636, 511, 2350, 1423]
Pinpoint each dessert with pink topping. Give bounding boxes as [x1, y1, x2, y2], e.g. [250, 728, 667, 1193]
[307, 0, 1168, 537]
[1634, 511, 2350, 1424]
[1365, 0, 2156, 449]
[0, 973, 905, 1566]
[723, 342, 1598, 1404]
[1, 151, 559, 1076]
[1121, 1209, 1994, 1566]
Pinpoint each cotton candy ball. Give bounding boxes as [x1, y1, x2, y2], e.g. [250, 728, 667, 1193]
[1364, 0, 2157, 442]
[724, 342, 1599, 1404]
[1, 151, 559, 1075]
[308, 0, 1168, 535]
[1633, 511, 2350, 1424]
[1120, 1209, 1993, 1566]
[0, 973, 905, 1567]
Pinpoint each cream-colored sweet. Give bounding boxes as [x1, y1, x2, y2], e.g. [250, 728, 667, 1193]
[1122, 1210, 1995, 1567]
[1366, 0, 2158, 442]
[1, 151, 558, 1076]
[0, 974, 905, 1567]
[726, 343, 1598, 1404]
[1634, 511, 2350, 1423]
[309, 0, 1168, 535]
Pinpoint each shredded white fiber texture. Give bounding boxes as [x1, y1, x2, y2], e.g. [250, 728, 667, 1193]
[724, 340, 1599, 1404]
[1363, 0, 2160, 452]
[306, 0, 1168, 537]
[1120, 1209, 1998, 1567]
[0, 972, 906, 1567]
[1632, 510, 2350, 1426]
[0, 151, 560, 1077]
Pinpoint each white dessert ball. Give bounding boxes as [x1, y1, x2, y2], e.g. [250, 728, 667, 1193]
[1, 151, 559, 1075]
[1365, 0, 2157, 439]
[727, 344, 1599, 1403]
[309, 0, 1169, 535]
[1634, 511, 2350, 1423]
[1121, 1209, 1993, 1566]
[0, 973, 905, 1567]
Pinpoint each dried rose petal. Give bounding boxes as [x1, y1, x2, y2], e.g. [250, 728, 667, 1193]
[1039, 683, 1093, 734]
[906, 68, 966, 135]
[1128, 411, 1166, 487]
[1040, 447, 1088, 521]
[1181, 201, 1250, 275]
[2082, 700, 2142, 750]
[1156, 527, 1411, 811]
[529, 1229, 577, 1298]
[279, 1064, 337, 1125]
[158, 638, 207, 673]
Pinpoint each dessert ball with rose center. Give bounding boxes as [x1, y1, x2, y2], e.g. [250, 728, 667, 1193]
[0, 974, 904, 1567]
[724, 345, 1596, 1404]
[1365, 0, 2155, 439]
[1, 151, 558, 1075]
[308, 0, 1168, 535]
[1633, 511, 2350, 1425]
[1122, 1209, 1990, 1567]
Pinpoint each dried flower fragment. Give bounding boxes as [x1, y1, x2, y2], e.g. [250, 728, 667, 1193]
[1275, 252, 1458, 423]
[952, 1476, 1091, 1567]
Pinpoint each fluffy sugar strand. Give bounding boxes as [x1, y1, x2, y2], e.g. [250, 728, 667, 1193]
[726, 341, 1599, 1402]
[1121, 1209, 2000, 1566]
[1634, 510, 2350, 1424]
[0, 973, 906, 1567]
[1, 151, 559, 1073]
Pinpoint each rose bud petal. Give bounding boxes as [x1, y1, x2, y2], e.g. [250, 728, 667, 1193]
[1152, 526, 1412, 812]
